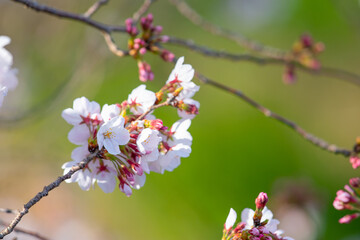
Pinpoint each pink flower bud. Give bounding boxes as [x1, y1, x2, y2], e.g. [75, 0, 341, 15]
[339, 213, 360, 224]
[336, 190, 354, 203]
[255, 192, 268, 210]
[301, 34, 313, 48]
[233, 222, 245, 233]
[350, 156, 360, 169]
[349, 177, 360, 188]
[153, 25, 163, 35]
[160, 35, 170, 43]
[249, 228, 260, 236]
[283, 64, 296, 84]
[138, 61, 154, 82]
[139, 48, 147, 55]
[150, 119, 163, 130]
[161, 50, 175, 62]
[333, 198, 345, 210]
[125, 18, 138, 36]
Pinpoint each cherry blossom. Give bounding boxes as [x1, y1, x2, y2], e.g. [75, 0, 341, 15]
[62, 96, 101, 125]
[62, 56, 200, 196]
[127, 84, 156, 115]
[97, 116, 130, 155]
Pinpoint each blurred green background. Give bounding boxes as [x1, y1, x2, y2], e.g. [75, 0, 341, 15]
[1, 0, 360, 239]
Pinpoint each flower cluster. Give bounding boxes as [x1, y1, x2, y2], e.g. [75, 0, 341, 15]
[0, 35, 18, 108]
[283, 34, 324, 84]
[126, 14, 175, 82]
[223, 192, 293, 240]
[333, 177, 360, 224]
[61, 57, 199, 196]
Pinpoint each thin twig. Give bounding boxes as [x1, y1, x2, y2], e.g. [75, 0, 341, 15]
[167, 37, 283, 64]
[11, 0, 125, 33]
[0, 151, 99, 239]
[83, 0, 109, 18]
[194, 71, 352, 157]
[166, 37, 360, 86]
[168, 0, 288, 60]
[132, 0, 157, 23]
[0, 209, 18, 215]
[103, 32, 129, 57]
[135, 96, 177, 122]
[0, 220, 48, 240]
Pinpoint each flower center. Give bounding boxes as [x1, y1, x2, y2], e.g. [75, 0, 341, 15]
[104, 128, 115, 139]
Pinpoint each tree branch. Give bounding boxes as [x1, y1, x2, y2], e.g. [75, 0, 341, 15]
[194, 71, 352, 157]
[166, 37, 360, 86]
[11, 0, 126, 33]
[132, 0, 157, 23]
[103, 32, 129, 57]
[0, 220, 49, 240]
[83, 0, 109, 18]
[168, 0, 288, 60]
[0, 151, 99, 239]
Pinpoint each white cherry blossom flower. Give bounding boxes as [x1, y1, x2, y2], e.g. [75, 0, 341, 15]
[241, 207, 280, 232]
[62, 146, 118, 193]
[167, 57, 199, 100]
[62, 97, 101, 125]
[97, 116, 130, 155]
[136, 128, 162, 154]
[127, 84, 156, 115]
[167, 56, 194, 84]
[0, 36, 18, 108]
[149, 119, 192, 173]
[101, 104, 120, 123]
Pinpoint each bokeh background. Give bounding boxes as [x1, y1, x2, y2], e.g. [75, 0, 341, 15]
[1, 0, 360, 239]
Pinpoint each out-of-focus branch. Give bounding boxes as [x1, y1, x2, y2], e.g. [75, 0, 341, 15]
[0, 151, 99, 239]
[83, 0, 109, 18]
[103, 32, 129, 57]
[0, 220, 48, 240]
[168, 0, 288, 60]
[132, 0, 157, 22]
[167, 37, 360, 86]
[11, 0, 125, 33]
[194, 71, 352, 157]
[167, 37, 283, 64]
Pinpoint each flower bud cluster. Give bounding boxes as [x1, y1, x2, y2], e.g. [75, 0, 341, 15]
[350, 137, 360, 169]
[333, 178, 360, 224]
[0, 36, 18, 107]
[223, 193, 293, 240]
[125, 14, 175, 82]
[283, 34, 324, 84]
[61, 57, 199, 196]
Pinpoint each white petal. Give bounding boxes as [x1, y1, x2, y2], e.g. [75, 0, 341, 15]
[68, 125, 90, 145]
[62, 108, 83, 125]
[0, 36, 11, 48]
[241, 208, 255, 229]
[225, 208, 237, 230]
[104, 138, 120, 155]
[261, 207, 274, 222]
[97, 176, 117, 193]
[134, 174, 146, 189]
[266, 219, 280, 232]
